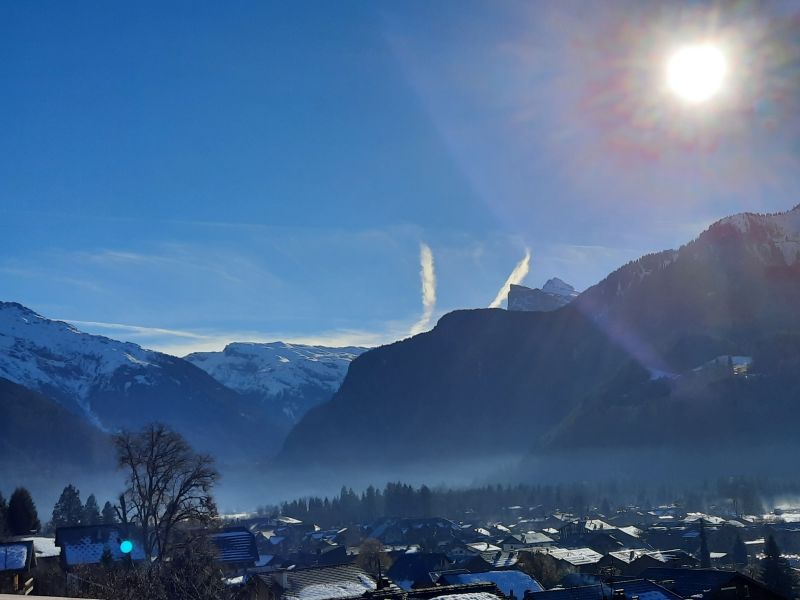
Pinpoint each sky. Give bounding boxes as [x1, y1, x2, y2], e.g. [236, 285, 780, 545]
[2, 1, 799, 355]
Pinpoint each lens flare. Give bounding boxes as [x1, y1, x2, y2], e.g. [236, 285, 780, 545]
[667, 44, 727, 103]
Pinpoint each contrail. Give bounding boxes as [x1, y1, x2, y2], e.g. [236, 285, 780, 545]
[489, 249, 531, 308]
[410, 243, 437, 335]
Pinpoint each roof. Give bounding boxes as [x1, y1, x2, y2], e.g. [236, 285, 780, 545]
[266, 563, 378, 600]
[388, 553, 453, 589]
[209, 528, 259, 565]
[528, 580, 683, 600]
[439, 570, 544, 596]
[16, 536, 60, 559]
[535, 547, 603, 566]
[0, 541, 34, 572]
[637, 568, 752, 598]
[54, 525, 145, 566]
[427, 593, 502, 600]
[480, 551, 518, 568]
[504, 533, 554, 545]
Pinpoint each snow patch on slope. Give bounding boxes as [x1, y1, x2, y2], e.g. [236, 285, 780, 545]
[186, 342, 365, 397]
[0, 302, 161, 424]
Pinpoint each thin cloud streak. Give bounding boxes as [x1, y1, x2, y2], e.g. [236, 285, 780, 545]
[409, 243, 437, 335]
[64, 319, 209, 340]
[489, 249, 531, 308]
[62, 318, 415, 357]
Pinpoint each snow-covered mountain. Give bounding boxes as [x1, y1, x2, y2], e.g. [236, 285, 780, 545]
[542, 277, 579, 299]
[0, 302, 275, 460]
[507, 278, 578, 312]
[0, 302, 163, 426]
[185, 342, 366, 429]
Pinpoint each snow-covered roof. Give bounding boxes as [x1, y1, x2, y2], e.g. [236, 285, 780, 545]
[209, 529, 259, 565]
[430, 593, 502, 600]
[18, 536, 60, 558]
[0, 542, 32, 572]
[274, 564, 377, 600]
[538, 547, 603, 566]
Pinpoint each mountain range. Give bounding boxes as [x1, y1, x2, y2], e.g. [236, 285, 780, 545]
[280, 205, 800, 471]
[4, 205, 800, 487]
[0, 303, 362, 467]
[185, 342, 365, 437]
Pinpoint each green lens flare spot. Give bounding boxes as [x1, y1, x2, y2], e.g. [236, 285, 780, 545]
[120, 540, 133, 554]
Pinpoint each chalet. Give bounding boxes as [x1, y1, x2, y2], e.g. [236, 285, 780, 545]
[523, 547, 603, 574]
[596, 549, 695, 577]
[406, 582, 505, 600]
[640, 567, 787, 600]
[208, 528, 260, 571]
[525, 579, 683, 600]
[54, 524, 145, 570]
[501, 533, 554, 552]
[6, 536, 60, 570]
[0, 540, 35, 594]
[387, 553, 453, 590]
[252, 563, 388, 600]
[438, 569, 544, 597]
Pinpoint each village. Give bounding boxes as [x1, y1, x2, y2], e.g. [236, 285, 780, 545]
[3, 494, 800, 600]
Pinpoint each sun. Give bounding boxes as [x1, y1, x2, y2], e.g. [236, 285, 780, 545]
[666, 43, 728, 104]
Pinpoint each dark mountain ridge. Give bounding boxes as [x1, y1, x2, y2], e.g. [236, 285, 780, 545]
[281, 205, 800, 470]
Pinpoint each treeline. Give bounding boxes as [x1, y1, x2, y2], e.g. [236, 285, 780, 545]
[279, 477, 790, 528]
[0, 484, 119, 538]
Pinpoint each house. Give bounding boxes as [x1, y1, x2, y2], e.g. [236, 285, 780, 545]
[208, 528, 260, 570]
[501, 533, 554, 552]
[255, 563, 386, 600]
[406, 582, 505, 600]
[525, 579, 683, 600]
[523, 548, 603, 574]
[387, 553, 453, 590]
[54, 524, 146, 570]
[0, 540, 35, 594]
[598, 550, 670, 577]
[438, 569, 544, 597]
[12, 537, 60, 568]
[639, 567, 788, 600]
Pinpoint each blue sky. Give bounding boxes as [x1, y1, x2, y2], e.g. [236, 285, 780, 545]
[2, 1, 799, 355]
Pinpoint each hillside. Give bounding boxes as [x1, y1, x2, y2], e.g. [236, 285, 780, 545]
[281, 205, 800, 469]
[0, 302, 278, 462]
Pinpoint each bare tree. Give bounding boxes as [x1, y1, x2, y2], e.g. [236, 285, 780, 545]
[356, 538, 393, 578]
[114, 424, 219, 559]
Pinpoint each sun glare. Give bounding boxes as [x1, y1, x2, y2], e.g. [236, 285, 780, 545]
[666, 43, 728, 104]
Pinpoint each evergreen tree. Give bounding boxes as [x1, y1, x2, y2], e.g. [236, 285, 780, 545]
[732, 534, 748, 568]
[760, 535, 796, 599]
[101, 501, 118, 525]
[8, 488, 40, 535]
[698, 521, 711, 568]
[0, 492, 8, 537]
[83, 494, 101, 525]
[52, 484, 84, 528]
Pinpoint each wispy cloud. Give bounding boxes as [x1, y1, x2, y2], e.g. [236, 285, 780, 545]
[489, 249, 531, 308]
[409, 243, 437, 335]
[61, 318, 411, 357]
[64, 320, 209, 340]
